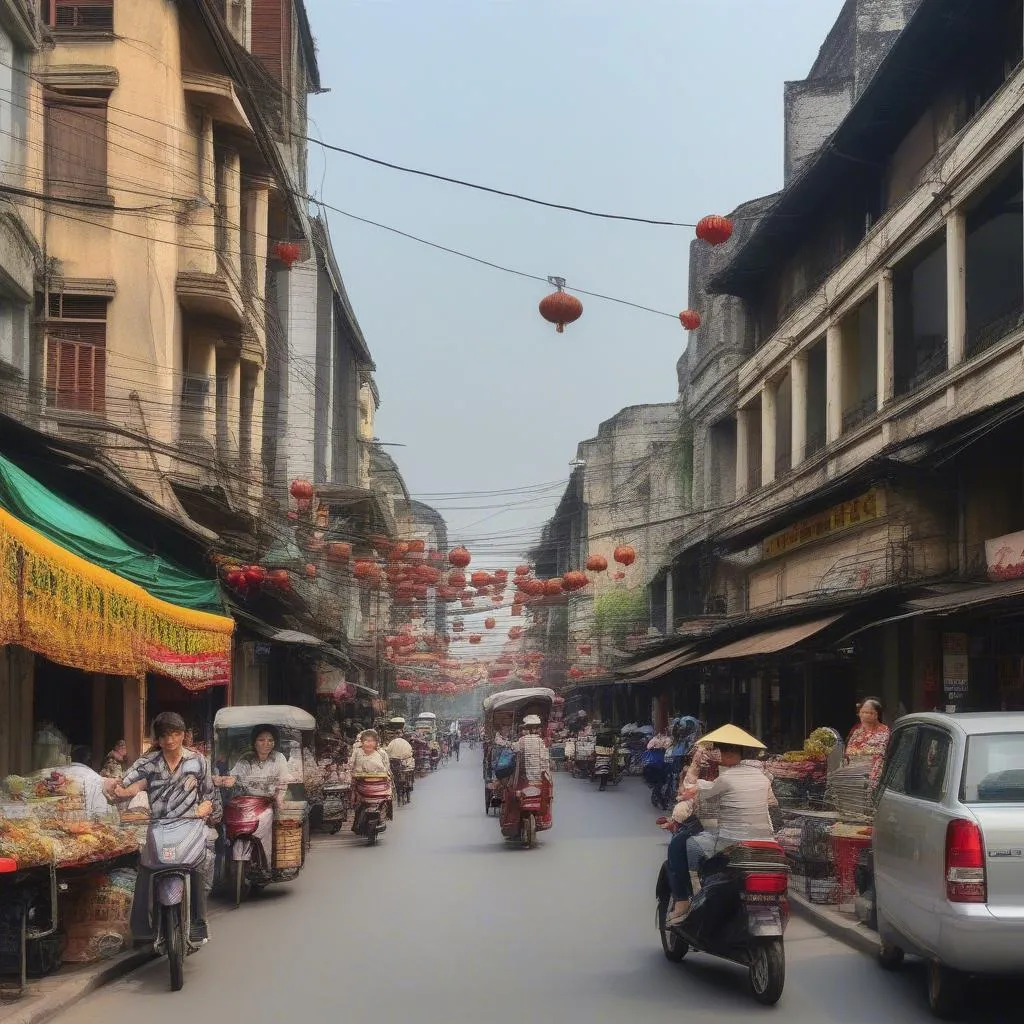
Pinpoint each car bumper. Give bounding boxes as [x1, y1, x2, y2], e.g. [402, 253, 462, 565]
[938, 905, 1024, 974]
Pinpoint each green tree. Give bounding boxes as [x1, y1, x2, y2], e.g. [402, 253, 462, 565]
[593, 588, 648, 645]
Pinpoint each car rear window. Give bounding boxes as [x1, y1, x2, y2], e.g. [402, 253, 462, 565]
[961, 734, 1024, 803]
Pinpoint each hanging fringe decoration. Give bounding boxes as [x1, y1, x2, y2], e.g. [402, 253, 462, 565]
[0, 508, 232, 688]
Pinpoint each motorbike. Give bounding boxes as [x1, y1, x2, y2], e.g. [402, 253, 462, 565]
[352, 774, 392, 845]
[393, 763, 414, 806]
[213, 705, 314, 906]
[499, 774, 553, 849]
[317, 782, 349, 833]
[655, 837, 790, 1005]
[142, 816, 209, 991]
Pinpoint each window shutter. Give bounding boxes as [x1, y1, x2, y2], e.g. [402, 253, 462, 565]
[45, 294, 107, 414]
[251, 0, 285, 84]
[51, 2, 114, 32]
[45, 94, 108, 199]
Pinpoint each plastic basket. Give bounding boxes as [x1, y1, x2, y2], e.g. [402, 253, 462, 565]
[831, 834, 872, 901]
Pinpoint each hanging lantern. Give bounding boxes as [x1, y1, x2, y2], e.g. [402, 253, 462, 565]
[449, 546, 472, 569]
[326, 541, 352, 562]
[679, 309, 702, 331]
[407, 539, 426, 554]
[225, 567, 244, 589]
[562, 571, 589, 592]
[585, 554, 608, 572]
[543, 578, 564, 596]
[275, 241, 302, 268]
[484, 617, 496, 630]
[614, 544, 636, 567]
[268, 569, 291, 590]
[508, 626, 523, 640]
[695, 214, 734, 246]
[244, 565, 267, 586]
[614, 571, 626, 581]
[470, 571, 492, 589]
[515, 565, 531, 576]
[353, 559, 381, 585]
[289, 478, 313, 501]
[568, 667, 584, 679]
[469, 635, 482, 645]
[538, 276, 583, 334]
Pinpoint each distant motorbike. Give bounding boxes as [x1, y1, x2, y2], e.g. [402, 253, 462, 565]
[393, 764, 414, 806]
[655, 837, 790, 1005]
[352, 775, 392, 845]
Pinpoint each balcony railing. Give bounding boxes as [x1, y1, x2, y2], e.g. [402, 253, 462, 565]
[842, 392, 877, 433]
[967, 305, 1024, 358]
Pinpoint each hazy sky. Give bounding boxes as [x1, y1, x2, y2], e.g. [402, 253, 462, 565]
[304, 0, 845, 565]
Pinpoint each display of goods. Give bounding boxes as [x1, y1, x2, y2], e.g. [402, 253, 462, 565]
[0, 813, 137, 870]
[826, 760, 876, 820]
[829, 823, 873, 841]
[804, 874, 841, 905]
[272, 820, 304, 870]
[805, 727, 839, 759]
[799, 818, 834, 863]
[771, 778, 810, 808]
[776, 827, 802, 859]
[0, 819, 55, 867]
[60, 868, 136, 964]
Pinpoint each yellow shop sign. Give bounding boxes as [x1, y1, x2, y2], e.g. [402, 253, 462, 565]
[763, 488, 886, 560]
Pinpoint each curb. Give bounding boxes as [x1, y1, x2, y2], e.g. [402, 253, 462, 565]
[789, 890, 881, 958]
[0, 947, 155, 1024]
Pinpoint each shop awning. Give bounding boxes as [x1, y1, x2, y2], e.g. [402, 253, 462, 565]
[617, 647, 688, 680]
[629, 647, 699, 683]
[692, 615, 843, 664]
[0, 454, 232, 689]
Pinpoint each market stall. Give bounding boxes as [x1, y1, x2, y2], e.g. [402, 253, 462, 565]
[0, 768, 140, 992]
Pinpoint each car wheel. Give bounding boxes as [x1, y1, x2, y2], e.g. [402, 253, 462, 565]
[877, 940, 904, 971]
[927, 960, 966, 1020]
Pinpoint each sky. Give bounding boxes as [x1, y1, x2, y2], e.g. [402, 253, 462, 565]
[304, 0, 846, 565]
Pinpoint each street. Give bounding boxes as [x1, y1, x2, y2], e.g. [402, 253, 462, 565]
[54, 757, 1015, 1024]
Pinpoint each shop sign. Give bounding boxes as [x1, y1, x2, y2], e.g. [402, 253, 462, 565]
[985, 530, 1024, 581]
[763, 489, 886, 561]
[254, 643, 271, 660]
[942, 633, 969, 702]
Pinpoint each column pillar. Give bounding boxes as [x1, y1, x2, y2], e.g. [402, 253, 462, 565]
[218, 350, 241, 457]
[247, 363, 266, 502]
[791, 353, 808, 466]
[761, 380, 777, 486]
[736, 405, 751, 498]
[665, 569, 674, 634]
[946, 210, 967, 368]
[185, 335, 217, 441]
[225, 150, 243, 279]
[877, 269, 895, 409]
[826, 324, 844, 443]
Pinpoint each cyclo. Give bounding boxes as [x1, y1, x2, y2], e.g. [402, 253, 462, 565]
[481, 687, 555, 847]
[212, 705, 313, 906]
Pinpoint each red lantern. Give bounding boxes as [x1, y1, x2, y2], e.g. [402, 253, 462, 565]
[326, 541, 351, 562]
[289, 478, 313, 501]
[305, 563, 317, 579]
[585, 554, 608, 572]
[275, 241, 301, 268]
[407, 539, 426, 554]
[544, 578, 563, 597]
[245, 565, 267, 586]
[562, 571, 589, 592]
[515, 565, 531, 576]
[484, 617, 496, 630]
[449, 546, 472, 569]
[353, 559, 381, 585]
[568, 667, 584, 679]
[538, 278, 583, 334]
[268, 568, 291, 590]
[508, 626, 523, 640]
[470, 571, 492, 589]
[469, 635, 482, 645]
[696, 214, 734, 246]
[614, 544, 636, 567]
[225, 568, 243, 589]
[679, 309, 702, 331]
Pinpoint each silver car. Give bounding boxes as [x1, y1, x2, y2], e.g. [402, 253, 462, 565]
[874, 712, 1024, 1018]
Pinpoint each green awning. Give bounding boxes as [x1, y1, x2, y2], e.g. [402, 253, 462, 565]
[0, 453, 221, 612]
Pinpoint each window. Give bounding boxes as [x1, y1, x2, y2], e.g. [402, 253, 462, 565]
[906, 728, 952, 803]
[44, 91, 108, 200]
[44, 1, 114, 32]
[45, 1, 113, 32]
[45, 293, 108, 414]
[878, 726, 916, 797]
[961, 733, 1024, 803]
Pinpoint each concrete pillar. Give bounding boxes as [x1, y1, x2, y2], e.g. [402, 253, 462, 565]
[225, 151, 243, 279]
[198, 115, 216, 203]
[791, 353, 808, 466]
[736, 405, 751, 498]
[665, 569, 674, 634]
[761, 380, 777, 486]
[826, 324, 844, 443]
[877, 270, 894, 409]
[217, 350, 241, 457]
[248, 363, 266, 497]
[946, 210, 967, 368]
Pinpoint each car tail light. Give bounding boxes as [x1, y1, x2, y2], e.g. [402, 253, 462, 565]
[744, 872, 788, 895]
[945, 819, 987, 904]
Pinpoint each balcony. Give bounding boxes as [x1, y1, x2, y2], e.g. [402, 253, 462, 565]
[175, 270, 244, 326]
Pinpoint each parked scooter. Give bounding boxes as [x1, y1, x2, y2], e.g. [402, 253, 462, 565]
[655, 837, 790, 1005]
[142, 816, 208, 991]
[352, 774, 392, 845]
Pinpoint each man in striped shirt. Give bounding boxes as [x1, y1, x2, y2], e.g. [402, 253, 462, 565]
[515, 715, 550, 782]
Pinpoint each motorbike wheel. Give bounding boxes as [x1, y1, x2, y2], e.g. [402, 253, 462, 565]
[164, 904, 185, 992]
[522, 813, 536, 849]
[657, 897, 688, 963]
[233, 860, 249, 908]
[748, 939, 785, 1005]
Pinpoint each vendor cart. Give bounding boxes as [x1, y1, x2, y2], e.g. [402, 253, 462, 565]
[481, 687, 556, 815]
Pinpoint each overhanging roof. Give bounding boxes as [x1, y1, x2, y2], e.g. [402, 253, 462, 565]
[630, 647, 699, 683]
[693, 615, 843, 663]
[709, 0, 1008, 297]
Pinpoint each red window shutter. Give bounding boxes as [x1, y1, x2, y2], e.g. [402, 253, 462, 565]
[46, 303, 107, 414]
[251, 0, 285, 84]
[45, 94, 108, 199]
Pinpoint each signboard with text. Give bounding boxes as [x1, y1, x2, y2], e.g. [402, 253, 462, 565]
[942, 633, 969, 703]
[985, 530, 1024, 581]
[763, 489, 886, 561]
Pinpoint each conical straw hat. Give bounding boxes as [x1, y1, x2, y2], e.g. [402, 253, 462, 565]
[698, 724, 766, 749]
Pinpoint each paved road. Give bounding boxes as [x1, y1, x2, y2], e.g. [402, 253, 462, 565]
[60, 755, 1016, 1023]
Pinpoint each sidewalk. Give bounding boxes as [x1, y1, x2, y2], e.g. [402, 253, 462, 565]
[789, 890, 881, 957]
[0, 902, 229, 1024]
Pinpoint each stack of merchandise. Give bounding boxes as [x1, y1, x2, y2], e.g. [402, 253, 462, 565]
[60, 868, 137, 963]
[826, 758, 875, 821]
[766, 728, 838, 808]
[0, 771, 137, 870]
